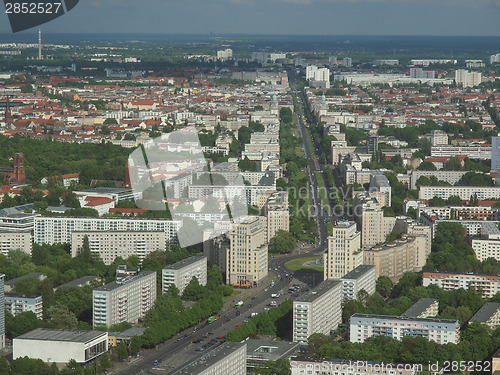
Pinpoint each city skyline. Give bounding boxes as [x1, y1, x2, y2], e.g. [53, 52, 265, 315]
[0, 0, 499, 36]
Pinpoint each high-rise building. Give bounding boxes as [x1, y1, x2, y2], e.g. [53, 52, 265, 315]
[350, 314, 459, 344]
[340, 265, 376, 300]
[409, 67, 436, 79]
[342, 57, 352, 67]
[492, 137, 500, 171]
[490, 53, 500, 64]
[455, 69, 482, 87]
[226, 216, 268, 286]
[362, 235, 419, 283]
[0, 274, 4, 349]
[367, 133, 378, 154]
[162, 256, 207, 295]
[92, 269, 156, 328]
[217, 49, 232, 60]
[323, 221, 362, 280]
[293, 280, 342, 344]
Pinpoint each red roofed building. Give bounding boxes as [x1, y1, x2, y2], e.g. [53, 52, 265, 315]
[81, 196, 115, 216]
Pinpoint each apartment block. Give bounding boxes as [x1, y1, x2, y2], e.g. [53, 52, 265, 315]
[472, 234, 500, 262]
[402, 298, 438, 318]
[5, 294, 43, 319]
[393, 217, 432, 269]
[0, 231, 32, 256]
[71, 231, 166, 265]
[350, 314, 459, 344]
[419, 186, 500, 201]
[162, 256, 207, 294]
[423, 271, 500, 298]
[34, 216, 181, 245]
[172, 342, 246, 375]
[92, 270, 156, 328]
[409, 170, 467, 190]
[492, 136, 500, 171]
[455, 69, 482, 87]
[353, 194, 396, 248]
[324, 222, 362, 280]
[226, 216, 268, 286]
[293, 280, 342, 344]
[263, 205, 289, 242]
[430, 145, 491, 160]
[469, 302, 500, 329]
[340, 265, 376, 300]
[0, 274, 4, 349]
[363, 235, 419, 283]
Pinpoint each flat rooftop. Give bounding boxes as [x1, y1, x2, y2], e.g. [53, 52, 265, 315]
[469, 302, 500, 323]
[295, 279, 340, 303]
[15, 328, 106, 343]
[55, 276, 101, 290]
[246, 338, 299, 362]
[402, 298, 437, 318]
[172, 342, 245, 374]
[341, 265, 375, 280]
[94, 271, 155, 292]
[163, 256, 206, 271]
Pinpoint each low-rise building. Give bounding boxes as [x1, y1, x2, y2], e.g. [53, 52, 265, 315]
[172, 342, 247, 375]
[5, 294, 43, 319]
[4, 272, 47, 293]
[350, 314, 459, 344]
[162, 256, 207, 294]
[469, 302, 500, 329]
[246, 338, 300, 372]
[402, 298, 438, 318]
[340, 265, 376, 300]
[293, 280, 342, 344]
[13, 328, 108, 364]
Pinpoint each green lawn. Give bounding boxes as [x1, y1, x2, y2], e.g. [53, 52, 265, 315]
[315, 172, 330, 209]
[285, 256, 323, 273]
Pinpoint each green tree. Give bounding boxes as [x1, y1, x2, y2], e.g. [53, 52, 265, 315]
[130, 336, 142, 355]
[0, 356, 9, 375]
[447, 195, 462, 206]
[103, 118, 118, 125]
[269, 230, 297, 254]
[238, 156, 257, 172]
[376, 276, 393, 298]
[182, 277, 205, 301]
[117, 341, 128, 360]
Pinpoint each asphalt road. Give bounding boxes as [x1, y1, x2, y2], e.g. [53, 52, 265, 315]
[116, 252, 323, 375]
[115, 72, 338, 375]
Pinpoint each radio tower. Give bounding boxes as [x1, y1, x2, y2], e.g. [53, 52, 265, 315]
[38, 28, 42, 60]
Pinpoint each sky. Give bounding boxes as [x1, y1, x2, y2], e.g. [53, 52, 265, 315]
[0, 0, 500, 36]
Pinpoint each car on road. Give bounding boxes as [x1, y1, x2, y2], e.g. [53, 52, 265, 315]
[236, 310, 241, 316]
[195, 347, 204, 352]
